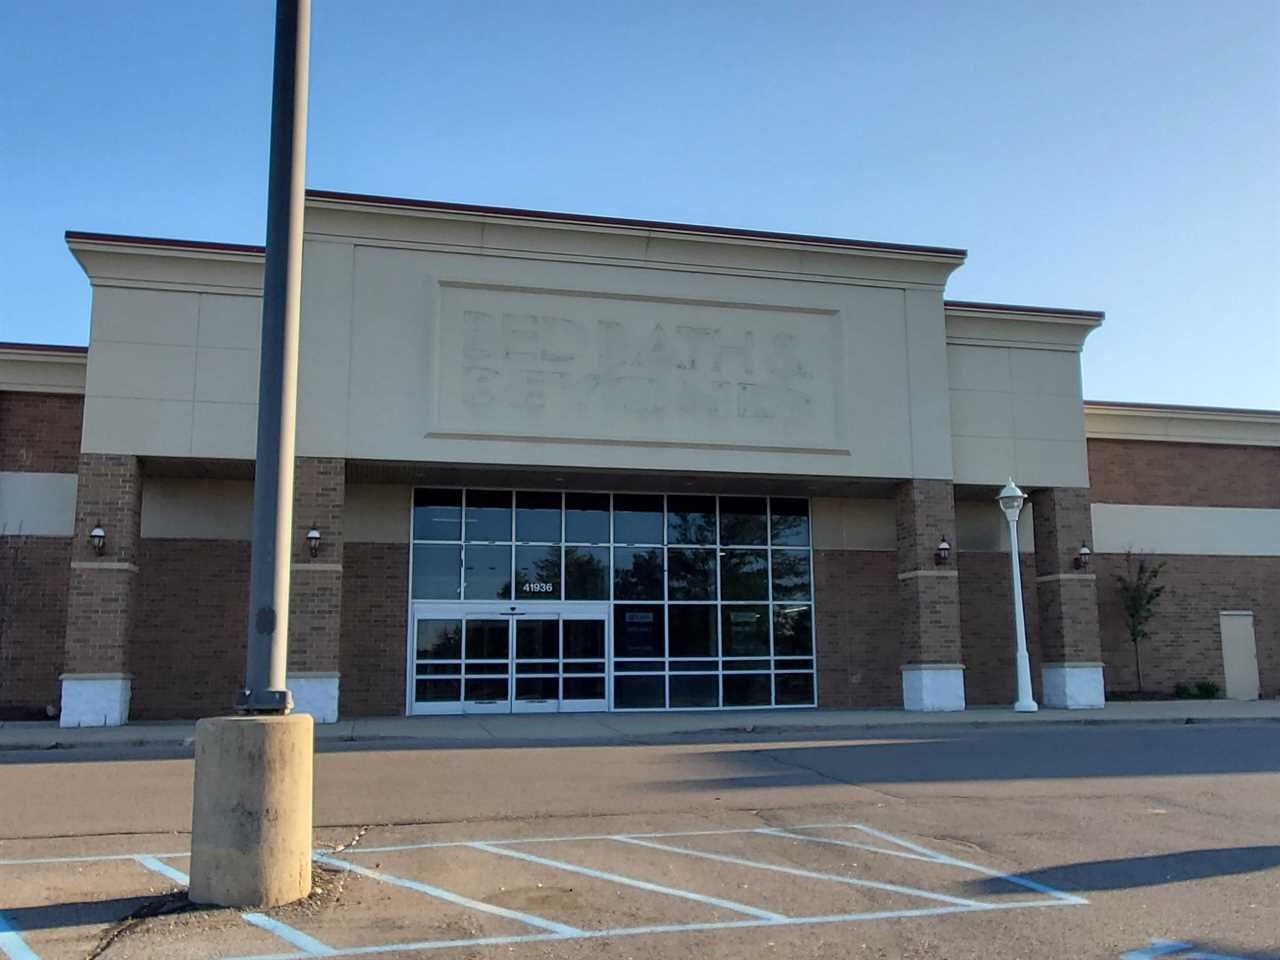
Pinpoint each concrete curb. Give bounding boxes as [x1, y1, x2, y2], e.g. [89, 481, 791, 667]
[3, 708, 1277, 753]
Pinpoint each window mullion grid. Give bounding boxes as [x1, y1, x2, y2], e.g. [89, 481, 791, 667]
[766, 497, 775, 707]
[715, 496, 724, 708]
[663, 493, 670, 710]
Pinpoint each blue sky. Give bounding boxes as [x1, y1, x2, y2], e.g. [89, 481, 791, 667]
[2, 0, 1277, 408]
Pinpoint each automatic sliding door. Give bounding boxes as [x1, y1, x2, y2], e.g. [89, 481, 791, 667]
[462, 618, 510, 713]
[562, 616, 607, 712]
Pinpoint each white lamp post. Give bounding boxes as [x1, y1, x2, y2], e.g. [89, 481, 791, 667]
[997, 478, 1038, 712]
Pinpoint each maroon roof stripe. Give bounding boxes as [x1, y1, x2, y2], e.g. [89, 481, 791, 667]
[945, 299, 1104, 320]
[65, 230, 264, 255]
[0, 341, 88, 354]
[306, 189, 968, 258]
[1085, 399, 1279, 417]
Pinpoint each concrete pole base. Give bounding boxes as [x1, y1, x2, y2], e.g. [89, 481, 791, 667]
[189, 714, 314, 908]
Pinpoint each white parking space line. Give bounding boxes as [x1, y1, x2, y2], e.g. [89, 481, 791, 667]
[849, 824, 1088, 905]
[0, 851, 188, 866]
[312, 853, 583, 936]
[756, 828, 944, 865]
[613, 836, 992, 909]
[0, 913, 40, 960]
[133, 856, 337, 955]
[470, 841, 787, 920]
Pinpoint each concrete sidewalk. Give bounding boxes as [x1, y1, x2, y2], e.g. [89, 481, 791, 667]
[2, 698, 1277, 751]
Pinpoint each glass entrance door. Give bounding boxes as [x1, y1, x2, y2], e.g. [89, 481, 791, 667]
[409, 604, 608, 715]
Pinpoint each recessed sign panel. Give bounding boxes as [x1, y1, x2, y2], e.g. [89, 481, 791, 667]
[435, 284, 843, 451]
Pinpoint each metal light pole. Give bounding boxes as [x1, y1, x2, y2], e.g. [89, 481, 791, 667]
[237, 0, 311, 714]
[188, 0, 314, 909]
[998, 478, 1038, 712]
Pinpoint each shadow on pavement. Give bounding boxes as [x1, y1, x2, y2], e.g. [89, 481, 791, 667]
[0, 892, 195, 931]
[971, 846, 1280, 894]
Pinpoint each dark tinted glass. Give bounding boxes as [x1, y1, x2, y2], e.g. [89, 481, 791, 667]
[613, 494, 664, 544]
[667, 548, 716, 600]
[669, 659, 718, 672]
[720, 549, 769, 600]
[668, 605, 717, 657]
[514, 545, 560, 600]
[666, 495, 716, 544]
[465, 490, 512, 541]
[463, 544, 512, 599]
[564, 677, 605, 700]
[515, 619, 558, 660]
[770, 498, 810, 546]
[775, 672, 814, 705]
[719, 496, 767, 545]
[464, 620, 508, 660]
[416, 619, 461, 660]
[614, 605, 664, 658]
[770, 549, 812, 600]
[670, 675, 719, 708]
[516, 677, 559, 701]
[721, 605, 769, 656]
[415, 679, 461, 702]
[773, 605, 813, 656]
[614, 547, 663, 601]
[413, 489, 461, 541]
[564, 546, 609, 600]
[465, 678, 508, 701]
[614, 675, 665, 708]
[411, 544, 461, 599]
[564, 493, 610, 543]
[563, 619, 605, 659]
[724, 673, 771, 706]
[516, 491, 561, 542]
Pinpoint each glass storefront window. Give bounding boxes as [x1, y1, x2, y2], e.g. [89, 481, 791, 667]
[410, 489, 818, 711]
[413, 489, 462, 542]
[465, 490, 512, 542]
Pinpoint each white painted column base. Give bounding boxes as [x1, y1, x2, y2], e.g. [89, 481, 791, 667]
[59, 673, 132, 727]
[901, 664, 966, 712]
[288, 672, 340, 724]
[1041, 663, 1105, 709]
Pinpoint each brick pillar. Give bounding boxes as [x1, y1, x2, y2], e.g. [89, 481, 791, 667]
[896, 479, 965, 710]
[1031, 487, 1103, 708]
[287, 456, 344, 722]
[61, 453, 141, 726]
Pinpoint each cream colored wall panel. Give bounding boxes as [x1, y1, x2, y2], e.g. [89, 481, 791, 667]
[1012, 393, 1086, 441]
[92, 287, 198, 345]
[0, 352, 86, 394]
[811, 497, 895, 550]
[480, 223, 650, 262]
[947, 344, 1011, 392]
[955, 500, 1034, 552]
[903, 289, 954, 479]
[198, 294, 263, 349]
[81, 397, 193, 455]
[1013, 438, 1089, 488]
[0, 472, 77, 536]
[195, 348, 258, 403]
[1092, 504, 1280, 556]
[346, 484, 411, 543]
[191, 402, 257, 459]
[1010, 348, 1081, 397]
[296, 241, 353, 457]
[841, 287, 913, 478]
[86, 341, 195, 401]
[950, 389, 1014, 438]
[951, 435, 1016, 486]
[305, 205, 485, 249]
[141, 478, 252, 539]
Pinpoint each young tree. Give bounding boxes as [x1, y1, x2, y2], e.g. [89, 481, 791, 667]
[1115, 551, 1166, 694]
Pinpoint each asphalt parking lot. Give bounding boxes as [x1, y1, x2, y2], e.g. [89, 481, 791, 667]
[1, 721, 1277, 959]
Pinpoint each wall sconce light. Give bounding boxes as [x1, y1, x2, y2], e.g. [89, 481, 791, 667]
[934, 535, 951, 565]
[306, 526, 321, 559]
[88, 524, 106, 556]
[1073, 542, 1091, 570]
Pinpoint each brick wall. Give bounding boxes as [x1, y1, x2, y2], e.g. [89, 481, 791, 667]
[958, 553, 1042, 706]
[0, 392, 83, 473]
[896, 479, 962, 665]
[131, 540, 250, 720]
[288, 457, 345, 673]
[813, 550, 899, 708]
[1095, 554, 1279, 698]
[1088, 439, 1280, 508]
[340, 542, 408, 716]
[0, 537, 71, 719]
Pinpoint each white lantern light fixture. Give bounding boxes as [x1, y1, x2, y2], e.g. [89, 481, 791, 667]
[934, 535, 951, 565]
[1074, 542, 1092, 570]
[306, 526, 321, 558]
[88, 523, 106, 556]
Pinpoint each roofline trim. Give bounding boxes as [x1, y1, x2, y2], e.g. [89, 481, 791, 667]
[0, 341, 88, 356]
[1085, 400, 1280, 419]
[65, 230, 265, 256]
[305, 189, 969, 260]
[946, 299, 1105, 321]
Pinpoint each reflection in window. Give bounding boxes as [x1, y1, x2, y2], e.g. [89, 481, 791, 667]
[516, 491, 561, 542]
[669, 604, 718, 658]
[564, 493, 610, 543]
[722, 605, 770, 657]
[613, 494, 663, 544]
[773, 605, 813, 656]
[614, 547, 664, 601]
[720, 496, 767, 545]
[465, 490, 512, 541]
[667, 495, 716, 544]
[614, 605, 664, 658]
[564, 546, 609, 600]
[412, 544, 461, 599]
[720, 549, 769, 600]
[770, 498, 810, 546]
[515, 544, 561, 600]
[413, 489, 461, 541]
[668, 548, 716, 600]
[770, 549, 812, 600]
[463, 544, 512, 599]
[416, 619, 461, 660]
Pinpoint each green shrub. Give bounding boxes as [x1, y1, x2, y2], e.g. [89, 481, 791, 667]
[1194, 680, 1220, 699]
[1173, 682, 1194, 699]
